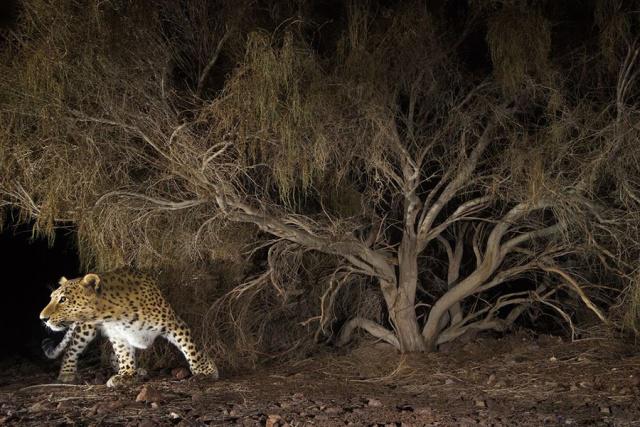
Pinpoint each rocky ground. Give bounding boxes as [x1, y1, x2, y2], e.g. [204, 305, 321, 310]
[1, 331, 640, 426]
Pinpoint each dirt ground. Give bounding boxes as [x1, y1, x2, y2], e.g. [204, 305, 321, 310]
[1, 331, 639, 426]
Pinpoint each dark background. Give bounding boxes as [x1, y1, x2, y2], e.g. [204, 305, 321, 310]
[0, 212, 80, 363]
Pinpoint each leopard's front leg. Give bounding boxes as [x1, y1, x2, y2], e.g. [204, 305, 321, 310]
[106, 338, 137, 387]
[56, 323, 97, 383]
[164, 318, 219, 379]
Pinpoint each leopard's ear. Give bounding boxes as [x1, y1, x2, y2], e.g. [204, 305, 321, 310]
[58, 276, 68, 286]
[80, 273, 101, 293]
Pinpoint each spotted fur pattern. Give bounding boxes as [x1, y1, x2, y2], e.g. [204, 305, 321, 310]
[39, 268, 218, 387]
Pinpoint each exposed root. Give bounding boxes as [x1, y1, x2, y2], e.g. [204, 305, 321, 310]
[337, 317, 400, 349]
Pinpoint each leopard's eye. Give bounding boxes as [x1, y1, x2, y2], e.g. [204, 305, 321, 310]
[59, 296, 67, 303]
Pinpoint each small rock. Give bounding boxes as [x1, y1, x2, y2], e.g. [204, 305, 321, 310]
[266, 414, 282, 427]
[27, 402, 46, 413]
[549, 356, 558, 362]
[415, 407, 433, 415]
[93, 401, 125, 415]
[172, 367, 191, 380]
[600, 406, 612, 414]
[444, 378, 455, 385]
[367, 398, 383, 407]
[486, 374, 496, 385]
[198, 414, 218, 422]
[169, 412, 181, 419]
[56, 400, 74, 410]
[570, 384, 579, 391]
[324, 406, 344, 414]
[474, 399, 487, 408]
[151, 402, 160, 409]
[136, 385, 164, 403]
[511, 355, 527, 363]
[292, 392, 304, 400]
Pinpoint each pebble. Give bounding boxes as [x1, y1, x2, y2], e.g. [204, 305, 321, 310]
[367, 398, 383, 407]
[136, 385, 164, 403]
[56, 400, 74, 410]
[27, 402, 46, 413]
[172, 367, 191, 380]
[266, 414, 282, 427]
[475, 399, 487, 408]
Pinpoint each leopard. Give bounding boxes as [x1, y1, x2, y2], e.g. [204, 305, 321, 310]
[39, 267, 218, 387]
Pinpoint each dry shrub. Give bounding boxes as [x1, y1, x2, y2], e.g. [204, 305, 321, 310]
[622, 272, 640, 337]
[236, 31, 329, 196]
[594, 1, 638, 74]
[2, 0, 640, 360]
[487, 6, 552, 94]
[197, 243, 382, 369]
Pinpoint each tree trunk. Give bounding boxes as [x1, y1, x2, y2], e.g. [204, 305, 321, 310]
[389, 238, 427, 352]
[389, 288, 426, 352]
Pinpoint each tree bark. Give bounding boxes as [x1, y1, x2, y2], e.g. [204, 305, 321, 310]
[391, 235, 427, 352]
[389, 287, 426, 352]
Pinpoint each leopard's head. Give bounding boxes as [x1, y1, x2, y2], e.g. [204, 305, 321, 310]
[40, 274, 102, 331]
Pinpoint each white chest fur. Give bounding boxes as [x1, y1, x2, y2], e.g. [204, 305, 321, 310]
[100, 321, 161, 349]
